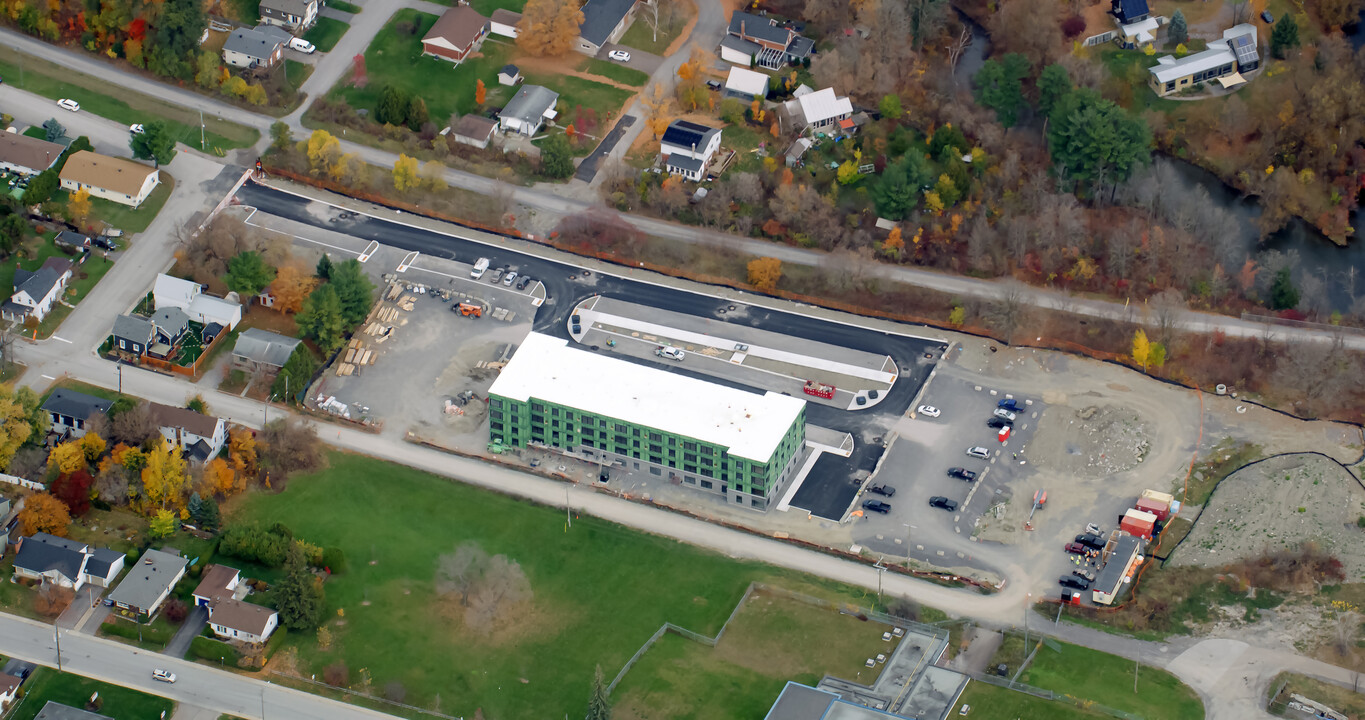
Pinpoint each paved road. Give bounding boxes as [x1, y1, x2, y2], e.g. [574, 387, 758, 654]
[0, 613, 396, 720]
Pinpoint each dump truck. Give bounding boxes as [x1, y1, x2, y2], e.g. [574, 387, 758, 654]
[470, 257, 489, 279]
[455, 302, 482, 317]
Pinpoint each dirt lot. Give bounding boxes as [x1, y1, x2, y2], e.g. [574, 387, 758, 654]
[1028, 403, 1152, 476]
[1172, 454, 1365, 576]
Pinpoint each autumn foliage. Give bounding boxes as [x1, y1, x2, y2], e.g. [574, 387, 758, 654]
[270, 263, 318, 314]
[475, 79, 486, 106]
[19, 493, 71, 536]
[746, 257, 782, 292]
[514, 0, 584, 57]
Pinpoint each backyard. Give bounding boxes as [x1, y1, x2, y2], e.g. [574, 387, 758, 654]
[303, 16, 350, 52]
[81, 173, 176, 234]
[9, 668, 175, 720]
[0, 234, 119, 339]
[233, 451, 897, 719]
[954, 681, 1110, 720]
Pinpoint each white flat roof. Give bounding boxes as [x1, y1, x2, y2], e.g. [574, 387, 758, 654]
[490, 333, 805, 462]
[726, 66, 769, 95]
[1119, 16, 1160, 38]
[797, 88, 852, 124]
[1150, 43, 1235, 83]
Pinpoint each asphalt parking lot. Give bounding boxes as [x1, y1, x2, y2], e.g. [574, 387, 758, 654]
[852, 373, 1044, 571]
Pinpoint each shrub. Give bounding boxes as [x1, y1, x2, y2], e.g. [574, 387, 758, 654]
[190, 635, 241, 665]
[322, 547, 348, 574]
[323, 662, 349, 687]
[164, 597, 189, 623]
[1061, 16, 1087, 38]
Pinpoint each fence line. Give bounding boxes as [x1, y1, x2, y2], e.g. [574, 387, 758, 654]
[1240, 312, 1365, 336]
[0, 473, 44, 491]
[268, 671, 464, 720]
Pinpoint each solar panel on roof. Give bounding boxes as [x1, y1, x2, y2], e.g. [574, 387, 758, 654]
[1231, 35, 1258, 66]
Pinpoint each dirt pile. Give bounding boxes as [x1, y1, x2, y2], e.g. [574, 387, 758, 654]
[1030, 404, 1151, 476]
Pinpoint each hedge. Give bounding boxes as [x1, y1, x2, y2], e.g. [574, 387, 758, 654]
[189, 636, 241, 665]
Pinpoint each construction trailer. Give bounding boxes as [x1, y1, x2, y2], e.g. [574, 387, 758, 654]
[1092, 533, 1144, 606]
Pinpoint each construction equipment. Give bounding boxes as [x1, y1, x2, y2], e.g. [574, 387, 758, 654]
[803, 381, 835, 399]
[455, 302, 483, 317]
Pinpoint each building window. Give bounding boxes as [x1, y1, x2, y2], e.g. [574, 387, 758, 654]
[649, 466, 661, 476]
[685, 476, 696, 484]
[700, 480, 713, 489]
[119, 339, 127, 350]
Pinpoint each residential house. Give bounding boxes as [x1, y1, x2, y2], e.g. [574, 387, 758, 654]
[12, 534, 91, 589]
[1148, 24, 1260, 96]
[53, 231, 91, 251]
[150, 402, 228, 463]
[193, 564, 280, 643]
[150, 306, 191, 349]
[81, 547, 127, 588]
[489, 8, 521, 38]
[724, 66, 769, 102]
[784, 137, 812, 167]
[2, 256, 72, 324]
[0, 133, 64, 176]
[223, 26, 287, 69]
[58, 151, 160, 208]
[112, 314, 155, 358]
[576, 0, 636, 55]
[259, 0, 319, 30]
[41, 388, 113, 439]
[1111, 0, 1150, 24]
[0, 496, 14, 549]
[725, 11, 813, 69]
[106, 548, 188, 619]
[451, 115, 499, 149]
[0, 674, 20, 711]
[779, 87, 853, 134]
[660, 120, 722, 181]
[499, 85, 559, 136]
[497, 64, 522, 86]
[232, 328, 302, 376]
[422, 6, 490, 65]
[33, 702, 115, 720]
[154, 274, 243, 329]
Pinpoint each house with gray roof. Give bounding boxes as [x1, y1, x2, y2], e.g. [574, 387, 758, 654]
[33, 702, 114, 720]
[223, 26, 286, 69]
[112, 314, 155, 359]
[232, 328, 303, 375]
[259, 0, 318, 30]
[150, 402, 228, 464]
[499, 85, 560, 137]
[13, 534, 91, 590]
[2, 257, 72, 324]
[83, 548, 127, 588]
[150, 306, 190, 349]
[660, 120, 722, 181]
[107, 548, 188, 619]
[576, 0, 636, 54]
[41, 388, 113, 439]
[725, 11, 812, 69]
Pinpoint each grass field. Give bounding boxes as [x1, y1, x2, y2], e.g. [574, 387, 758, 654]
[81, 171, 175, 234]
[522, 71, 633, 119]
[612, 589, 901, 720]
[0, 232, 118, 338]
[618, 2, 693, 56]
[467, 0, 526, 13]
[285, 60, 316, 91]
[1017, 640, 1204, 719]
[225, 0, 263, 23]
[580, 57, 650, 87]
[234, 452, 892, 719]
[955, 681, 1110, 720]
[304, 16, 350, 52]
[0, 46, 258, 152]
[327, 0, 362, 12]
[10, 668, 175, 720]
[1268, 672, 1365, 717]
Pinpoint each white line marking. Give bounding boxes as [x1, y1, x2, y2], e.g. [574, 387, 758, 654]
[396, 251, 419, 273]
[358, 240, 379, 263]
[242, 218, 359, 255]
[52, 336, 71, 344]
[41, 374, 55, 380]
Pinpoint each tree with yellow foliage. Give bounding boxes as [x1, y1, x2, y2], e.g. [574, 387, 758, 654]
[202, 457, 239, 498]
[750, 98, 765, 123]
[68, 189, 92, 228]
[639, 84, 671, 139]
[420, 161, 448, 191]
[48, 442, 87, 475]
[746, 257, 782, 292]
[271, 263, 318, 314]
[392, 154, 420, 193]
[229, 428, 258, 478]
[514, 0, 584, 57]
[141, 440, 189, 512]
[18, 493, 70, 536]
[80, 432, 106, 464]
[302, 130, 341, 176]
[883, 226, 904, 259]
[1131, 329, 1151, 371]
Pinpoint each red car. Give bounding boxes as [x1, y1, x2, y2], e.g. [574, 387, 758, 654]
[1064, 541, 1087, 554]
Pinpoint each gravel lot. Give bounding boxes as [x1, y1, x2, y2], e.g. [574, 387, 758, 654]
[1172, 454, 1365, 576]
[1028, 404, 1152, 476]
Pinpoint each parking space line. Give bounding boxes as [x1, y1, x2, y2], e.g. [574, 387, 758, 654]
[241, 218, 359, 256]
[396, 251, 419, 272]
[358, 241, 380, 263]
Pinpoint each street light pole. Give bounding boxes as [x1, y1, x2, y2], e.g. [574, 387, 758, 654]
[53, 626, 61, 672]
[902, 523, 916, 562]
[199, 109, 205, 151]
[873, 557, 886, 606]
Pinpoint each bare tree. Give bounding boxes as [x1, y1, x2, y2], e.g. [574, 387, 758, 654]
[435, 542, 491, 606]
[8, 447, 47, 482]
[1230, 0, 1251, 26]
[1148, 288, 1186, 347]
[111, 401, 160, 447]
[465, 554, 533, 634]
[987, 280, 1030, 344]
[260, 418, 324, 476]
[1335, 611, 1360, 657]
[946, 25, 973, 82]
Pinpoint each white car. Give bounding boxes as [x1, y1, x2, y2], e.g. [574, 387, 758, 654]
[129, 123, 145, 134]
[966, 446, 990, 459]
[152, 669, 176, 683]
[917, 405, 940, 418]
[57, 98, 80, 112]
[501, 270, 518, 287]
[993, 408, 1016, 421]
[608, 50, 631, 62]
[289, 37, 316, 54]
[655, 346, 685, 361]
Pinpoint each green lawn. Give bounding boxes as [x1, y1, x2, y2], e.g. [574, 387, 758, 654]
[618, 5, 693, 56]
[82, 171, 175, 234]
[304, 16, 350, 52]
[21, 126, 46, 139]
[522, 71, 633, 118]
[1018, 640, 1204, 719]
[285, 60, 315, 91]
[326, 0, 362, 13]
[580, 57, 650, 87]
[235, 451, 893, 719]
[466, 0, 526, 13]
[226, 0, 263, 23]
[10, 668, 175, 720]
[955, 681, 1110, 720]
[0, 46, 258, 152]
[0, 233, 121, 340]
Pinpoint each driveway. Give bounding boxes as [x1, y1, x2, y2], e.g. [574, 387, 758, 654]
[164, 605, 208, 658]
[597, 44, 664, 74]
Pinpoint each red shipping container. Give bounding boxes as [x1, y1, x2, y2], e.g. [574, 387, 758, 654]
[1135, 497, 1169, 521]
[1120, 509, 1157, 539]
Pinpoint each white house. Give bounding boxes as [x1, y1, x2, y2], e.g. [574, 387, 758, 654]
[499, 85, 559, 137]
[0, 674, 20, 711]
[1, 256, 72, 324]
[150, 402, 229, 463]
[223, 25, 287, 69]
[489, 8, 521, 37]
[153, 274, 242, 329]
[259, 0, 319, 30]
[780, 87, 853, 134]
[724, 66, 769, 102]
[193, 564, 280, 644]
[576, 0, 636, 55]
[660, 120, 722, 181]
[0, 133, 64, 177]
[12, 534, 91, 590]
[58, 151, 160, 208]
[81, 548, 128, 588]
[107, 548, 188, 619]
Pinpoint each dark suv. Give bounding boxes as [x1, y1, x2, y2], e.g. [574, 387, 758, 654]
[947, 467, 977, 481]
[1075, 533, 1105, 550]
[987, 417, 1012, 429]
[1059, 575, 1090, 590]
[929, 496, 959, 512]
[868, 484, 895, 497]
[862, 499, 891, 514]
[998, 399, 1023, 412]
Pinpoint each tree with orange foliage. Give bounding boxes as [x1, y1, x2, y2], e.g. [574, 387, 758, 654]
[475, 79, 486, 105]
[770, 122, 779, 138]
[271, 263, 318, 314]
[746, 257, 782, 292]
[19, 493, 71, 536]
[780, 168, 794, 186]
[750, 98, 765, 123]
[883, 226, 905, 259]
[202, 457, 240, 497]
[565, 123, 577, 142]
[639, 84, 671, 139]
[676, 44, 707, 81]
[515, 0, 584, 56]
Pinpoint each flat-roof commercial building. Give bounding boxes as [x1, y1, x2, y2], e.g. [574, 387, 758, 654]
[488, 333, 807, 510]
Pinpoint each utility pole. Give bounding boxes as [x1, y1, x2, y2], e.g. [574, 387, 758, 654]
[1134, 657, 1139, 693]
[117, 363, 122, 394]
[199, 109, 206, 151]
[873, 557, 886, 606]
[565, 484, 571, 530]
[54, 627, 61, 672]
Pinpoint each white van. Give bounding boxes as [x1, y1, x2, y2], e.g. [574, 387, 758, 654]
[470, 257, 490, 279]
[289, 37, 316, 54]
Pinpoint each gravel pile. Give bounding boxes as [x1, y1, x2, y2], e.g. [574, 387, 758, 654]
[1032, 405, 1151, 476]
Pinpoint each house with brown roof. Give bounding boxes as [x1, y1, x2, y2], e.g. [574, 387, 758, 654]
[58, 151, 160, 208]
[0, 673, 20, 711]
[0, 133, 64, 177]
[451, 115, 498, 149]
[192, 564, 279, 644]
[421, 6, 489, 65]
[150, 402, 228, 463]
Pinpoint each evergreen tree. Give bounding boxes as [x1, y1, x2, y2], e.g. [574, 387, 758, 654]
[275, 545, 325, 631]
[199, 498, 221, 532]
[1270, 268, 1299, 309]
[296, 284, 346, 353]
[974, 53, 1030, 128]
[376, 85, 410, 126]
[1270, 14, 1299, 59]
[1047, 88, 1151, 198]
[540, 135, 574, 179]
[873, 153, 934, 219]
[1036, 64, 1072, 117]
[328, 259, 375, 326]
[224, 250, 277, 296]
[188, 492, 204, 522]
[315, 253, 333, 280]
[1167, 9, 1187, 45]
[586, 665, 611, 720]
[272, 345, 318, 402]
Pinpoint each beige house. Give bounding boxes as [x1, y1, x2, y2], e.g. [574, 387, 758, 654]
[59, 151, 160, 208]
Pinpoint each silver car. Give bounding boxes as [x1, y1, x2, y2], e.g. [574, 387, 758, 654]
[966, 446, 990, 459]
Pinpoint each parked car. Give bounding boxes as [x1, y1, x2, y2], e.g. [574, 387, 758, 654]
[1064, 541, 1087, 554]
[516, 275, 532, 290]
[289, 37, 316, 53]
[1075, 533, 1105, 550]
[997, 398, 1022, 412]
[1260, 10, 1274, 22]
[1073, 568, 1096, 582]
[1058, 575, 1090, 590]
[487, 267, 504, 283]
[92, 236, 118, 251]
[947, 467, 978, 481]
[129, 123, 145, 134]
[57, 98, 80, 112]
[862, 499, 891, 514]
[656, 346, 685, 361]
[867, 483, 895, 497]
[987, 417, 1012, 429]
[502, 270, 518, 286]
[917, 405, 940, 418]
[706, 80, 722, 91]
[103, 229, 124, 238]
[608, 50, 631, 62]
[928, 496, 959, 512]
[152, 669, 176, 683]
[993, 408, 1017, 421]
[966, 446, 990, 459]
